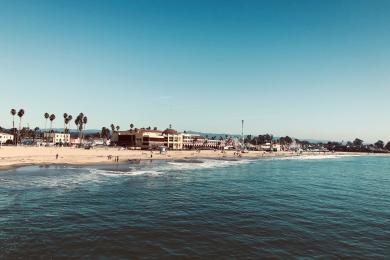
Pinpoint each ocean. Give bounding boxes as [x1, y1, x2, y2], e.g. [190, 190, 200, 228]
[0, 155, 389, 258]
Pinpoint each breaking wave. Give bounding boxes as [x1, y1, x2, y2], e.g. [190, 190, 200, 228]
[89, 159, 253, 177]
[270, 154, 361, 161]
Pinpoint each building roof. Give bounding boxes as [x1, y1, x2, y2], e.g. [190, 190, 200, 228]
[0, 132, 14, 136]
[163, 128, 178, 135]
[141, 129, 163, 134]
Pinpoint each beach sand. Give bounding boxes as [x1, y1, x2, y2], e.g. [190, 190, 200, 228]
[0, 146, 367, 171]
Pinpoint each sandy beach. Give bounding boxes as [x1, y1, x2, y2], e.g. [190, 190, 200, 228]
[0, 146, 370, 171]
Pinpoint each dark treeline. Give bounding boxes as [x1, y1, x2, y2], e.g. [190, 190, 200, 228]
[243, 134, 390, 153]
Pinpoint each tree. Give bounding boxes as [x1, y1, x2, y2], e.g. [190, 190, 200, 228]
[116, 125, 120, 131]
[63, 113, 68, 133]
[10, 109, 16, 144]
[83, 116, 88, 143]
[244, 134, 252, 144]
[64, 115, 73, 134]
[374, 140, 384, 149]
[17, 109, 25, 144]
[130, 123, 134, 129]
[44, 113, 49, 132]
[279, 136, 293, 145]
[385, 141, 390, 150]
[47, 114, 56, 144]
[101, 127, 109, 138]
[75, 113, 87, 146]
[49, 114, 56, 132]
[353, 138, 363, 147]
[33, 127, 39, 143]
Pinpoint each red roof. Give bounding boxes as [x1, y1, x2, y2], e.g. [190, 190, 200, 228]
[163, 129, 178, 135]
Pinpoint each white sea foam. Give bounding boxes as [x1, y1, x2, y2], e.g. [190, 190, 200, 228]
[91, 168, 162, 177]
[88, 159, 253, 177]
[270, 154, 360, 161]
[165, 159, 252, 171]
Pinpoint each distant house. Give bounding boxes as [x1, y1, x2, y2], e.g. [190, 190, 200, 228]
[259, 143, 281, 152]
[44, 132, 70, 145]
[0, 133, 14, 144]
[88, 137, 110, 146]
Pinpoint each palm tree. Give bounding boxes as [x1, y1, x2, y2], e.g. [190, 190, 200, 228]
[63, 113, 72, 133]
[49, 114, 56, 143]
[44, 112, 49, 132]
[63, 113, 68, 133]
[17, 109, 25, 144]
[75, 113, 87, 146]
[130, 123, 134, 129]
[10, 109, 16, 144]
[43, 112, 50, 142]
[65, 115, 73, 133]
[116, 125, 120, 131]
[33, 127, 39, 143]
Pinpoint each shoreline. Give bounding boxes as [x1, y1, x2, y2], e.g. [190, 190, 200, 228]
[0, 146, 384, 172]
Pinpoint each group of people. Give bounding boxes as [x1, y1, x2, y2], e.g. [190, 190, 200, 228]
[233, 152, 242, 157]
[107, 155, 120, 162]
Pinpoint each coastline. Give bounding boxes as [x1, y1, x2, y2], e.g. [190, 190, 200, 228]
[0, 146, 381, 172]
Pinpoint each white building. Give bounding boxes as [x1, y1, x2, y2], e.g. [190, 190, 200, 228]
[259, 142, 281, 152]
[0, 133, 14, 144]
[44, 133, 71, 145]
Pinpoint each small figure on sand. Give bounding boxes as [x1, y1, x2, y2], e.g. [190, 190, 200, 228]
[56, 154, 59, 159]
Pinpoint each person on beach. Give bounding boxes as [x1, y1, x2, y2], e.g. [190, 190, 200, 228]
[56, 154, 59, 159]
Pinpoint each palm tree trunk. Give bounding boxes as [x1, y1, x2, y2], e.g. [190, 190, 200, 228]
[12, 116, 15, 145]
[45, 119, 48, 144]
[18, 119, 21, 145]
[79, 126, 82, 147]
[50, 122, 52, 144]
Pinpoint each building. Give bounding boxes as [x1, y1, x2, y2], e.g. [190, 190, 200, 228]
[182, 133, 225, 149]
[112, 128, 183, 150]
[163, 129, 183, 150]
[141, 129, 165, 149]
[44, 132, 71, 145]
[0, 133, 14, 144]
[259, 142, 281, 152]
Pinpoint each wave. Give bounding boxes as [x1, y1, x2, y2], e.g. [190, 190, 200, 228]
[91, 169, 162, 177]
[270, 154, 359, 161]
[166, 158, 252, 171]
[88, 158, 253, 177]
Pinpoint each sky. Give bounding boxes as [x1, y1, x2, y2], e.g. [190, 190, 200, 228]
[0, 0, 389, 142]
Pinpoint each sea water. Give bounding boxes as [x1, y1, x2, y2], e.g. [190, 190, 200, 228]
[0, 155, 389, 258]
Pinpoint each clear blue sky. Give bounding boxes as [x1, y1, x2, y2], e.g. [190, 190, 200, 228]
[1, 0, 389, 142]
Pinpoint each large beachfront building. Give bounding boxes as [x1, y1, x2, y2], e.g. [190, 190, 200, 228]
[182, 133, 226, 149]
[111, 128, 184, 150]
[0, 133, 14, 144]
[111, 129, 226, 150]
[111, 129, 178, 149]
[44, 133, 71, 145]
